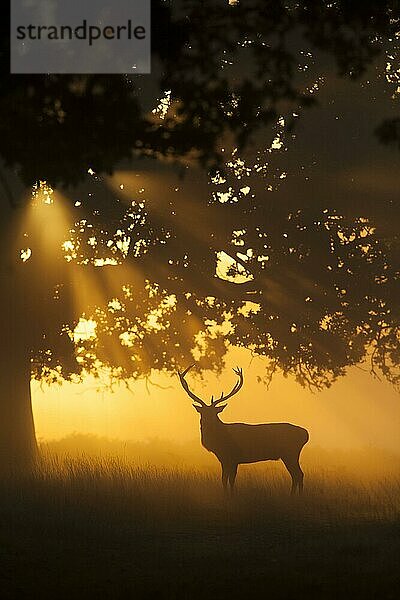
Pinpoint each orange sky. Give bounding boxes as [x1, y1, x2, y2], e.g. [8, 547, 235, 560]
[32, 346, 400, 454]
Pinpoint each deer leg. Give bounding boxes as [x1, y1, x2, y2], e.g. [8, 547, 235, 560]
[297, 467, 304, 494]
[282, 457, 304, 495]
[228, 464, 238, 493]
[221, 463, 229, 491]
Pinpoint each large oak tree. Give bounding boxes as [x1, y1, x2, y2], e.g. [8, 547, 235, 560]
[0, 0, 399, 470]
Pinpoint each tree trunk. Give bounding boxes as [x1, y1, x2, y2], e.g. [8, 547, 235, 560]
[0, 352, 37, 474]
[0, 261, 38, 474]
[0, 170, 38, 474]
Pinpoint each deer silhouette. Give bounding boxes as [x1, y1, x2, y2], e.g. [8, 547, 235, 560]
[178, 365, 309, 494]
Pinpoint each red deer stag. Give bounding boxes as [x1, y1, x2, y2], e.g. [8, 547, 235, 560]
[178, 365, 309, 494]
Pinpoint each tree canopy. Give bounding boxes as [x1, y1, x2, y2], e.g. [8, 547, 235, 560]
[1, 0, 399, 392]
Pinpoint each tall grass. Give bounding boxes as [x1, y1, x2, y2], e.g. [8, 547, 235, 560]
[25, 451, 400, 524]
[0, 446, 399, 599]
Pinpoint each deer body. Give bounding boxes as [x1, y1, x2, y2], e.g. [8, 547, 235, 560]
[178, 365, 309, 494]
[200, 415, 308, 493]
[201, 417, 309, 464]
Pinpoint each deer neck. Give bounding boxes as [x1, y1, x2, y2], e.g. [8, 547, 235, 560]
[200, 414, 225, 454]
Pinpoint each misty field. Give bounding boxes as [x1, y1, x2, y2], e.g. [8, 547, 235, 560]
[0, 446, 399, 599]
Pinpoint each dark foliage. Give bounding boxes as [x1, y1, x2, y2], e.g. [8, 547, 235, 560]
[0, 0, 399, 389]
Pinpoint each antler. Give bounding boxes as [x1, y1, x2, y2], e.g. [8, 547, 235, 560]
[177, 364, 206, 406]
[212, 367, 244, 406]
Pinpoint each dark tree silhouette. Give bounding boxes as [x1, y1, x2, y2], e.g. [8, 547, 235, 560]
[0, 0, 399, 470]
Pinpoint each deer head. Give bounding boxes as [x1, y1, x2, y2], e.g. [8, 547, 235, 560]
[177, 364, 244, 417]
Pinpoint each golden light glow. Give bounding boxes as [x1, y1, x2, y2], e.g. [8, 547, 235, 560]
[73, 318, 97, 342]
[22, 175, 394, 451]
[23, 173, 399, 480]
[216, 251, 253, 283]
[32, 180, 55, 204]
[20, 247, 32, 262]
[32, 346, 400, 470]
